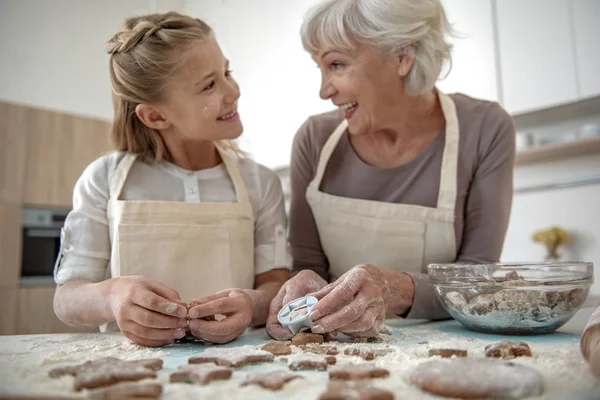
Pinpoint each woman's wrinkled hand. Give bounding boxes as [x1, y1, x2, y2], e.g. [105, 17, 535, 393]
[266, 270, 328, 340]
[308, 264, 392, 338]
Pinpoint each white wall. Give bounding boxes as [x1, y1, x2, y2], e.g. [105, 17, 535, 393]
[501, 154, 600, 295]
[183, 0, 334, 169]
[0, 0, 184, 121]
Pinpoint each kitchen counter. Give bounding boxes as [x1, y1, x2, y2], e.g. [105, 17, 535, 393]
[1, 305, 599, 399]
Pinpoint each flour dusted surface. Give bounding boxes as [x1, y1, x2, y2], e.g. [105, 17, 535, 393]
[1, 325, 598, 399]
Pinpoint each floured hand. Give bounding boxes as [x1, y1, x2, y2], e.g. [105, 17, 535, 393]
[110, 276, 188, 347]
[188, 289, 253, 344]
[309, 264, 389, 337]
[266, 270, 328, 341]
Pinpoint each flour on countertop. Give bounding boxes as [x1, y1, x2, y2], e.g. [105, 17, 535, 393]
[1, 330, 598, 399]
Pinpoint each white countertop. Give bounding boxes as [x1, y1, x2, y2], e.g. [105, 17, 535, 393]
[1, 308, 599, 400]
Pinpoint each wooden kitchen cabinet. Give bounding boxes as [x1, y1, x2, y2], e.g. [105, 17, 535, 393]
[0, 287, 18, 335]
[23, 107, 112, 208]
[0, 203, 22, 288]
[0, 101, 28, 204]
[16, 286, 97, 335]
[437, 0, 499, 102]
[571, 0, 600, 99]
[495, 0, 578, 114]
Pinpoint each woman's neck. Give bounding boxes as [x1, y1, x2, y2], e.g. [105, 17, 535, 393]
[373, 90, 443, 142]
[350, 91, 446, 168]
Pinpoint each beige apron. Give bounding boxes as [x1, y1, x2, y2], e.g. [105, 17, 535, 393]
[102, 146, 255, 331]
[306, 91, 459, 283]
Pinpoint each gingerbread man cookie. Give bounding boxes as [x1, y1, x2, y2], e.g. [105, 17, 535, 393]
[329, 363, 390, 381]
[189, 347, 274, 368]
[241, 370, 303, 390]
[170, 364, 232, 385]
[48, 357, 162, 391]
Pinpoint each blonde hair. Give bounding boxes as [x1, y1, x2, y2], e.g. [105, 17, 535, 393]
[300, 0, 454, 96]
[107, 11, 244, 162]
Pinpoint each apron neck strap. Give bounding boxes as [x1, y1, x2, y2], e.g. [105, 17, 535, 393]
[110, 153, 138, 200]
[214, 143, 251, 204]
[309, 118, 348, 189]
[309, 91, 459, 212]
[436, 91, 459, 212]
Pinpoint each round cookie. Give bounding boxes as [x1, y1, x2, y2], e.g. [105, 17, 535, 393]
[409, 358, 544, 399]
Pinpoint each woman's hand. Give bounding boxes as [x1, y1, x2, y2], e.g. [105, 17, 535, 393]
[266, 270, 328, 340]
[109, 276, 188, 347]
[188, 289, 254, 344]
[309, 264, 413, 337]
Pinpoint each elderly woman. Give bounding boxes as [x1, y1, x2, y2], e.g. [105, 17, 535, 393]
[267, 0, 515, 340]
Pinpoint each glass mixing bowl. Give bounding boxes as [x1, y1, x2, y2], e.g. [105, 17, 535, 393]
[427, 262, 593, 334]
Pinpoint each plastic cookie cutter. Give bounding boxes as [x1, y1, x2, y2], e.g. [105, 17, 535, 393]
[277, 295, 319, 335]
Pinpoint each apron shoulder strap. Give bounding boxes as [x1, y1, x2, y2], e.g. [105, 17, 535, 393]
[109, 152, 138, 200]
[309, 119, 348, 190]
[436, 91, 460, 212]
[215, 144, 252, 205]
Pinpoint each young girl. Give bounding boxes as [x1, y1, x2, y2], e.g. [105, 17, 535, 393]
[53, 11, 291, 347]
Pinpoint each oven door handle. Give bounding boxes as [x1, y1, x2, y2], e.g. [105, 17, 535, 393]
[25, 228, 61, 238]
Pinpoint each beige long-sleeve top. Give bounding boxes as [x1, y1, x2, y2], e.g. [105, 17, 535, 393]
[288, 93, 516, 320]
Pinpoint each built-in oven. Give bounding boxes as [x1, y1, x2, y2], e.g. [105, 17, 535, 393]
[21, 208, 70, 278]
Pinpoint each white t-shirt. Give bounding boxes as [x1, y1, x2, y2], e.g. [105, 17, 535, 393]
[53, 151, 292, 285]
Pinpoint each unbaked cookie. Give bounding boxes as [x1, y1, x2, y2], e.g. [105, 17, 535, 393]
[291, 332, 324, 346]
[485, 340, 533, 360]
[428, 348, 468, 358]
[329, 363, 390, 381]
[288, 353, 328, 371]
[262, 341, 292, 356]
[170, 364, 232, 385]
[319, 381, 394, 400]
[48, 357, 162, 391]
[85, 382, 162, 399]
[410, 358, 544, 399]
[299, 344, 339, 355]
[189, 347, 274, 368]
[344, 347, 392, 360]
[241, 370, 303, 390]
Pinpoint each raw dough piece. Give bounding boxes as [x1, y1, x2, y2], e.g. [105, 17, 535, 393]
[48, 357, 162, 391]
[428, 348, 468, 358]
[354, 337, 384, 343]
[170, 364, 232, 385]
[485, 340, 533, 360]
[344, 347, 392, 360]
[410, 358, 544, 399]
[319, 381, 394, 400]
[325, 356, 337, 365]
[288, 353, 328, 371]
[299, 344, 339, 355]
[291, 332, 324, 346]
[86, 382, 162, 399]
[241, 370, 303, 390]
[262, 341, 292, 356]
[329, 363, 390, 381]
[189, 347, 274, 368]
